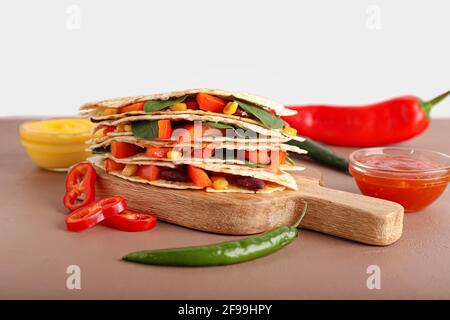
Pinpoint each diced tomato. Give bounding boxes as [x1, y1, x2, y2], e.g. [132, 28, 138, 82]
[187, 165, 212, 187]
[158, 120, 172, 139]
[177, 123, 207, 143]
[119, 102, 144, 114]
[196, 93, 227, 113]
[137, 165, 161, 181]
[192, 144, 216, 159]
[145, 146, 170, 158]
[103, 126, 116, 135]
[268, 150, 286, 171]
[102, 209, 157, 232]
[185, 99, 198, 110]
[105, 159, 125, 172]
[245, 150, 271, 165]
[111, 141, 144, 159]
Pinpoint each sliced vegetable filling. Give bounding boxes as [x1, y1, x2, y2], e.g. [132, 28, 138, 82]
[103, 160, 271, 191]
[97, 119, 293, 142]
[99, 139, 288, 169]
[101, 92, 289, 130]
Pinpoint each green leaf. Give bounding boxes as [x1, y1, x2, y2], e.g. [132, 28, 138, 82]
[236, 100, 285, 129]
[204, 121, 235, 129]
[131, 120, 159, 140]
[144, 96, 187, 112]
[242, 161, 265, 168]
[91, 146, 111, 154]
[233, 128, 259, 139]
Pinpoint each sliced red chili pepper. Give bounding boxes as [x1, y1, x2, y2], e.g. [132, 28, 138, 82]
[103, 126, 116, 135]
[66, 196, 127, 232]
[102, 209, 157, 232]
[63, 162, 97, 212]
[99, 196, 127, 218]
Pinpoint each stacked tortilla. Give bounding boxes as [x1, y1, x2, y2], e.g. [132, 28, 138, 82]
[82, 89, 307, 193]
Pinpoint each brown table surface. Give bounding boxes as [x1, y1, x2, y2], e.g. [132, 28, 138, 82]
[1, 118, 449, 300]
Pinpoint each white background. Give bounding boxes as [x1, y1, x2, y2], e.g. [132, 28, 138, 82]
[0, 0, 449, 117]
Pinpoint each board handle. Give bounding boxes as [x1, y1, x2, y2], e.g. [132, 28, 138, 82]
[297, 181, 404, 246]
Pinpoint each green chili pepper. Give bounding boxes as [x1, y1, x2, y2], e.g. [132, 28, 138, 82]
[122, 203, 308, 267]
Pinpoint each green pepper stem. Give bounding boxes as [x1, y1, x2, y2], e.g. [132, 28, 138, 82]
[292, 202, 308, 228]
[421, 90, 450, 117]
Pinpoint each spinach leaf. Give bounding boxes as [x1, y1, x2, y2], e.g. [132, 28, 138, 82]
[242, 161, 265, 168]
[144, 96, 187, 112]
[91, 145, 111, 154]
[235, 128, 259, 139]
[203, 121, 235, 129]
[236, 100, 284, 129]
[131, 120, 159, 140]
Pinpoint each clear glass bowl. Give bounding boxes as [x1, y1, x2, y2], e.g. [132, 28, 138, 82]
[349, 147, 450, 212]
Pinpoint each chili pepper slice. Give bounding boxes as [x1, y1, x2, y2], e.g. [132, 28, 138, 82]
[103, 209, 157, 232]
[103, 126, 116, 135]
[63, 162, 97, 212]
[66, 196, 127, 232]
[123, 203, 308, 266]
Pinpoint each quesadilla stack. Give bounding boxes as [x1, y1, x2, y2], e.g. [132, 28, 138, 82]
[81, 89, 307, 193]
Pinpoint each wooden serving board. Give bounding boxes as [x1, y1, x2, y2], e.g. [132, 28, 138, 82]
[96, 167, 404, 246]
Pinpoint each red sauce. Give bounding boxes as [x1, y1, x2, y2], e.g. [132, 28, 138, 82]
[350, 155, 449, 212]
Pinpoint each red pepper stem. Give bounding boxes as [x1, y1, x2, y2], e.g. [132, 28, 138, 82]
[292, 202, 308, 228]
[421, 90, 450, 118]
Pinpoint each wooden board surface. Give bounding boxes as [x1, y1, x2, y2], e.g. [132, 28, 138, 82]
[96, 166, 404, 246]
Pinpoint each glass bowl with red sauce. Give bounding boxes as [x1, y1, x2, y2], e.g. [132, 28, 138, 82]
[349, 147, 450, 212]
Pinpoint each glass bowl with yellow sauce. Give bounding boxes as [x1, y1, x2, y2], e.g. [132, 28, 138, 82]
[19, 118, 98, 171]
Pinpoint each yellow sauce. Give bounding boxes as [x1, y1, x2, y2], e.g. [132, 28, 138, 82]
[19, 118, 98, 171]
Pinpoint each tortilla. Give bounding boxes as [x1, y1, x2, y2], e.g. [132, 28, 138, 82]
[80, 88, 297, 117]
[206, 184, 285, 194]
[88, 135, 307, 155]
[190, 161, 298, 190]
[91, 109, 265, 128]
[106, 154, 305, 172]
[89, 132, 292, 146]
[90, 156, 202, 190]
[91, 113, 296, 139]
[90, 156, 294, 193]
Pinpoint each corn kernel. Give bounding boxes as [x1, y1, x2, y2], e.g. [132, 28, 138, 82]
[122, 164, 138, 177]
[223, 101, 238, 115]
[167, 150, 182, 160]
[212, 176, 229, 190]
[124, 124, 132, 132]
[282, 126, 297, 137]
[103, 108, 118, 116]
[170, 103, 187, 111]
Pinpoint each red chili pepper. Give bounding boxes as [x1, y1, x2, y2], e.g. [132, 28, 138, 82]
[63, 162, 97, 211]
[283, 90, 450, 147]
[102, 209, 157, 232]
[103, 126, 116, 135]
[66, 196, 127, 232]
